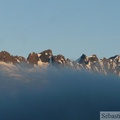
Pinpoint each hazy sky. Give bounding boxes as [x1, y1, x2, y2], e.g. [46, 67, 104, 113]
[0, 0, 120, 59]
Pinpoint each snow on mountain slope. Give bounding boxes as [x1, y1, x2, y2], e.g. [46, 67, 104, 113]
[0, 49, 120, 76]
[76, 54, 120, 76]
[0, 62, 18, 72]
[0, 62, 23, 79]
[0, 61, 48, 81]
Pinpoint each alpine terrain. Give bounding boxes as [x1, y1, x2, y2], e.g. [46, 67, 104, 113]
[0, 49, 120, 76]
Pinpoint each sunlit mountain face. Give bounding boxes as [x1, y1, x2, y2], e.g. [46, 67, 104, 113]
[0, 50, 120, 120]
[0, 49, 120, 76]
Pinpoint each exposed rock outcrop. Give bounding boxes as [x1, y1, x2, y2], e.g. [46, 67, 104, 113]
[0, 51, 26, 64]
[0, 49, 120, 76]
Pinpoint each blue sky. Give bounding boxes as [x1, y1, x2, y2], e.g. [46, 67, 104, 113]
[0, 0, 120, 59]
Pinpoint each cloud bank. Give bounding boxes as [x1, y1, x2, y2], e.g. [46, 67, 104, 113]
[0, 66, 120, 120]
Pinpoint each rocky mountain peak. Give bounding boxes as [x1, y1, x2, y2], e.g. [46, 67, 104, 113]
[77, 54, 88, 64]
[27, 52, 39, 65]
[39, 49, 53, 63]
[52, 54, 66, 65]
[88, 54, 99, 63]
[0, 51, 26, 64]
[0, 49, 120, 76]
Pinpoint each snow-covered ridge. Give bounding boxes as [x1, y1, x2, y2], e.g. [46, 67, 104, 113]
[0, 50, 120, 76]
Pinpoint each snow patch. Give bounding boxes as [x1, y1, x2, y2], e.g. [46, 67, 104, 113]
[16, 59, 20, 63]
[45, 53, 48, 55]
[38, 54, 41, 57]
[37, 60, 48, 68]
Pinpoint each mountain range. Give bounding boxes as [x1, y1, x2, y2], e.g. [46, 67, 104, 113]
[0, 49, 120, 76]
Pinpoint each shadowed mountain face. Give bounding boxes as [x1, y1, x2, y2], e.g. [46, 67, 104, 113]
[0, 49, 120, 75]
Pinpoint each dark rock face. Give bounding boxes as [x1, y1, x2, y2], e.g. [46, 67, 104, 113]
[0, 49, 67, 66]
[14, 56, 26, 63]
[27, 49, 53, 65]
[78, 54, 88, 64]
[0, 49, 120, 76]
[109, 55, 118, 60]
[78, 54, 99, 64]
[81, 54, 86, 60]
[0, 51, 13, 63]
[27, 52, 39, 65]
[0, 51, 26, 64]
[52, 54, 66, 65]
[27, 49, 67, 67]
[88, 54, 99, 63]
[39, 49, 53, 63]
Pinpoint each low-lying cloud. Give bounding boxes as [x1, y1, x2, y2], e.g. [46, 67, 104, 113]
[0, 66, 120, 120]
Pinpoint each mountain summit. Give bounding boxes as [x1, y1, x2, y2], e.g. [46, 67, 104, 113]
[0, 49, 120, 76]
